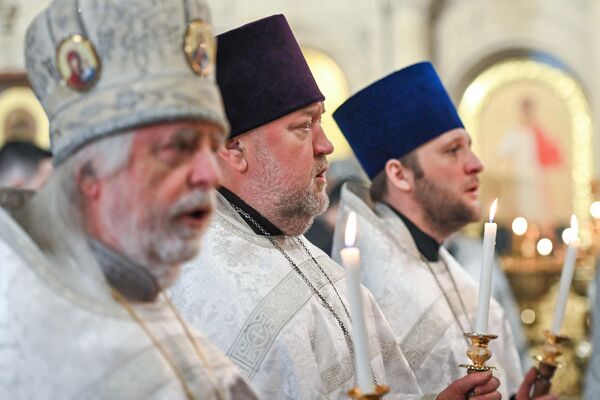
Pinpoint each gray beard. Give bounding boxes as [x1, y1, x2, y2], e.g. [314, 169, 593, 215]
[274, 183, 329, 236]
[253, 149, 329, 236]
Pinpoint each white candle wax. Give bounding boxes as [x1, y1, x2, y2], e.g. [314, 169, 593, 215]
[341, 212, 374, 394]
[342, 248, 374, 394]
[474, 200, 498, 334]
[551, 215, 580, 334]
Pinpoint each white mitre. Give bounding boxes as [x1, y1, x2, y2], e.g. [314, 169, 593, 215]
[25, 0, 228, 164]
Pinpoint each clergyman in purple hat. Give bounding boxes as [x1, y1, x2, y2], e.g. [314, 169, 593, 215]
[170, 15, 501, 399]
[332, 62, 556, 400]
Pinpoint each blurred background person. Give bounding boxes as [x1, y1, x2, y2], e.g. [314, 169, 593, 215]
[0, 140, 52, 190]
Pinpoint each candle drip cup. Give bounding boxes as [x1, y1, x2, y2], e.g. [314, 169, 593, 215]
[531, 331, 570, 398]
[348, 385, 390, 399]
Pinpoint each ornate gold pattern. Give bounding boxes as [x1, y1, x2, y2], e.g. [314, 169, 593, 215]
[183, 19, 215, 77]
[459, 332, 498, 371]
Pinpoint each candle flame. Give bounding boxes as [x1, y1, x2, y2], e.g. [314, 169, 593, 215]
[345, 212, 357, 247]
[571, 214, 579, 238]
[489, 198, 498, 222]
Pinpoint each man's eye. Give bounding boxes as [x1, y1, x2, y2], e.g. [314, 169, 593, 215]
[447, 146, 460, 154]
[211, 140, 224, 152]
[169, 140, 194, 153]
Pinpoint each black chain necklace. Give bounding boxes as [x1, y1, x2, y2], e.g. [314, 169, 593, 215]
[231, 204, 380, 388]
[421, 254, 473, 345]
[296, 237, 352, 321]
[232, 204, 354, 346]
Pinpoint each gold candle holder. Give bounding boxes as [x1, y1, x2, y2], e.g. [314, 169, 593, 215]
[459, 333, 498, 372]
[459, 333, 498, 399]
[531, 330, 570, 398]
[348, 385, 390, 399]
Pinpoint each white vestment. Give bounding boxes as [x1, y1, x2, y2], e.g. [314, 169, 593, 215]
[332, 184, 523, 398]
[584, 259, 600, 399]
[0, 190, 258, 400]
[170, 193, 431, 399]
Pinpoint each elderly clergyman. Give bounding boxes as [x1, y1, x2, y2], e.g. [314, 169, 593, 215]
[332, 62, 556, 400]
[0, 0, 259, 399]
[170, 15, 501, 400]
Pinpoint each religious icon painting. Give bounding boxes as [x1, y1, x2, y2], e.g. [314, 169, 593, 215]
[56, 34, 101, 92]
[457, 58, 594, 228]
[183, 19, 215, 78]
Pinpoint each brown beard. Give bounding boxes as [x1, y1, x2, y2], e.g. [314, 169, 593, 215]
[413, 175, 480, 236]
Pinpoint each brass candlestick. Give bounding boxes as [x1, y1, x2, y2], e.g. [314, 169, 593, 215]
[459, 333, 498, 399]
[348, 385, 390, 399]
[459, 333, 498, 372]
[531, 330, 570, 398]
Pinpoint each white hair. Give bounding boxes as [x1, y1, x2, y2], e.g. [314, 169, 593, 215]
[73, 133, 135, 180]
[15, 133, 135, 295]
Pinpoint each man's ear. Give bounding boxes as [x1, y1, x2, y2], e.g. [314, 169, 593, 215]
[219, 137, 248, 173]
[76, 161, 100, 198]
[385, 158, 413, 193]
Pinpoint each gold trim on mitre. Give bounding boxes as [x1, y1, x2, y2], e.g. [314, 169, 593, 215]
[183, 19, 216, 78]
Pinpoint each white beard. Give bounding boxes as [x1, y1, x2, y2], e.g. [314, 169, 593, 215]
[98, 187, 215, 289]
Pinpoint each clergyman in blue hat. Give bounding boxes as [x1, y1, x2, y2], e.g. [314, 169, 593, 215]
[0, 0, 259, 398]
[170, 16, 501, 400]
[332, 62, 556, 400]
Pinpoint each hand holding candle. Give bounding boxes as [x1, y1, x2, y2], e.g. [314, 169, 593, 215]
[551, 215, 580, 334]
[340, 212, 375, 394]
[533, 222, 578, 400]
[474, 199, 498, 334]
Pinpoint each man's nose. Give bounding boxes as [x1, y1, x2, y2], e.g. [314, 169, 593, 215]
[313, 125, 334, 157]
[189, 147, 221, 189]
[465, 150, 484, 174]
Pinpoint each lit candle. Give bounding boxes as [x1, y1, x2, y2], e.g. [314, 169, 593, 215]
[340, 212, 374, 394]
[551, 215, 580, 334]
[474, 199, 498, 333]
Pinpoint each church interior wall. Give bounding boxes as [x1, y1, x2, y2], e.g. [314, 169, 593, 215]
[1, 0, 598, 174]
[207, 0, 388, 93]
[434, 0, 599, 175]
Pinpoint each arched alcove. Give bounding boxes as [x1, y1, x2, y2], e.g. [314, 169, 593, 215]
[302, 47, 351, 160]
[0, 79, 49, 149]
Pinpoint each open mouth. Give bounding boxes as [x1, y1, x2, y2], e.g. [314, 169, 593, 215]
[465, 183, 479, 196]
[316, 167, 328, 179]
[190, 209, 209, 219]
[179, 207, 212, 227]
